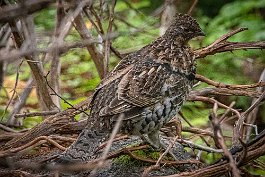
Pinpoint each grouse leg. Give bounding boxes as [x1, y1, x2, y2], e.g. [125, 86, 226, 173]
[141, 131, 178, 161]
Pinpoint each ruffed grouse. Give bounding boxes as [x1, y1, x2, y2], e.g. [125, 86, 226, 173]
[57, 13, 204, 163]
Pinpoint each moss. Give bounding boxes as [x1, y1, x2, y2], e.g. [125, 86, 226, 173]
[114, 148, 159, 166]
[114, 147, 175, 166]
[149, 151, 160, 160]
[114, 155, 134, 165]
[133, 149, 148, 158]
[114, 154, 146, 166]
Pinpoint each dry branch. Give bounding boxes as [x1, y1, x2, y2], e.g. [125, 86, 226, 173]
[103, 0, 117, 77]
[195, 28, 265, 59]
[0, 38, 99, 62]
[196, 74, 265, 89]
[0, 136, 66, 158]
[176, 138, 223, 153]
[210, 104, 240, 177]
[14, 110, 59, 118]
[142, 136, 180, 176]
[6, 78, 33, 126]
[188, 95, 241, 117]
[48, 0, 65, 108]
[160, 130, 265, 177]
[187, 0, 198, 15]
[181, 127, 214, 138]
[0, 123, 19, 133]
[74, 14, 105, 79]
[190, 87, 261, 98]
[2, 60, 23, 122]
[233, 91, 265, 146]
[0, 97, 91, 151]
[9, 18, 57, 111]
[244, 69, 265, 141]
[0, 0, 55, 23]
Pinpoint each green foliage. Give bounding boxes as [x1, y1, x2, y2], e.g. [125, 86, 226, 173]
[245, 156, 265, 176]
[60, 48, 100, 95]
[196, 0, 265, 111]
[182, 102, 210, 127]
[61, 97, 88, 121]
[204, 0, 265, 44]
[113, 6, 159, 50]
[114, 153, 147, 166]
[114, 148, 162, 166]
[114, 154, 134, 165]
[149, 151, 160, 160]
[23, 116, 43, 128]
[198, 0, 235, 17]
[34, 7, 56, 31]
[200, 0, 265, 73]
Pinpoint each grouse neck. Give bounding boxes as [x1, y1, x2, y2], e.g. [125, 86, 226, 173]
[142, 36, 195, 75]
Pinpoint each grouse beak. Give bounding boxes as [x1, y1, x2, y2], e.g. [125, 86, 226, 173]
[198, 31, 206, 37]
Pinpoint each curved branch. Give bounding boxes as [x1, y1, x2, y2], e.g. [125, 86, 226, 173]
[195, 74, 265, 89]
[195, 28, 265, 59]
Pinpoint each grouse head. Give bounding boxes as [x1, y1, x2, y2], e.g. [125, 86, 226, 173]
[140, 13, 204, 75]
[164, 13, 205, 43]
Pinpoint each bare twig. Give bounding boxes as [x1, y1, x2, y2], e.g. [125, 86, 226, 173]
[0, 136, 66, 158]
[179, 112, 211, 146]
[73, 14, 105, 79]
[103, 0, 117, 76]
[187, 0, 198, 15]
[8, 17, 57, 111]
[0, 0, 55, 23]
[176, 138, 223, 153]
[241, 91, 265, 120]
[245, 69, 265, 141]
[219, 101, 236, 123]
[49, 135, 77, 143]
[142, 136, 179, 177]
[44, 71, 89, 117]
[210, 103, 240, 177]
[48, 0, 65, 108]
[195, 28, 265, 59]
[1, 60, 23, 120]
[181, 127, 214, 138]
[1, 96, 92, 151]
[190, 87, 261, 98]
[88, 6, 105, 34]
[188, 95, 241, 119]
[0, 123, 19, 133]
[210, 28, 248, 47]
[196, 74, 265, 89]
[233, 91, 265, 145]
[14, 110, 60, 118]
[6, 77, 33, 126]
[0, 38, 99, 62]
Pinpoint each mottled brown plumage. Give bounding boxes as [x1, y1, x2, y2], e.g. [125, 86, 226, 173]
[58, 13, 204, 163]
